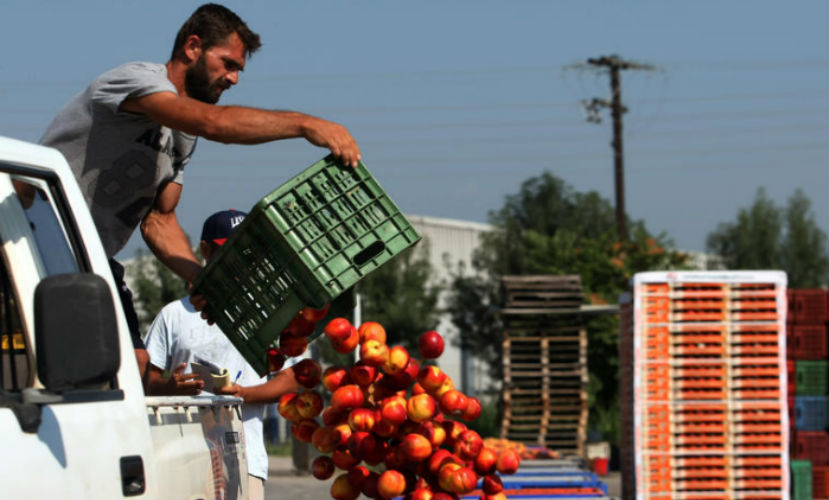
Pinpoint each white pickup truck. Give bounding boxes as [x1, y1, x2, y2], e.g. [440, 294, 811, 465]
[0, 135, 249, 499]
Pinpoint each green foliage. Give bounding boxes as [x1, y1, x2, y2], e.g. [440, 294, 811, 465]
[448, 170, 688, 448]
[130, 248, 189, 333]
[706, 188, 828, 287]
[265, 440, 292, 456]
[446, 265, 503, 380]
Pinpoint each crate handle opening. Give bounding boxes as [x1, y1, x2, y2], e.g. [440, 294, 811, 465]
[354, 241, 386, 266]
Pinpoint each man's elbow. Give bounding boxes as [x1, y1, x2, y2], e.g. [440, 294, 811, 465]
[140, 212, 159, 240]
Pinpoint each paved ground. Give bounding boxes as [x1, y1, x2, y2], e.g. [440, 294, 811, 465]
[264, 456, 623, 500]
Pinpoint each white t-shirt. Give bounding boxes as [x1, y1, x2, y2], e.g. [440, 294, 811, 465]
[145, 297, 298, 480]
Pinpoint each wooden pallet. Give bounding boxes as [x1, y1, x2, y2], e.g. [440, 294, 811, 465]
[499, 275, 589, 458]
[502, 275, 585, 310]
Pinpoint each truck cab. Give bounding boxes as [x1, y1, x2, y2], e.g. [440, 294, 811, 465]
[0, 136, 247, 499]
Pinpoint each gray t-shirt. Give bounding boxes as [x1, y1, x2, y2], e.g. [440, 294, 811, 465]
[40, 62, 198, 257]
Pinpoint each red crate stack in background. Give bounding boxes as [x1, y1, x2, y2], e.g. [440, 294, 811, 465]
[621, 271, 789, 500]
[786, 288, 829, 499]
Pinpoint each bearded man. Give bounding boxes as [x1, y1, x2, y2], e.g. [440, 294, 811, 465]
[39, 3, 360, 383]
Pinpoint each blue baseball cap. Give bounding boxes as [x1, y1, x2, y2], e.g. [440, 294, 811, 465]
[201, 209, 247, 246]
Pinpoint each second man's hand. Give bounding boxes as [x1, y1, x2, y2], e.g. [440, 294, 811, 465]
[168, 362, 204, 395]
[215, 383, 246, 400]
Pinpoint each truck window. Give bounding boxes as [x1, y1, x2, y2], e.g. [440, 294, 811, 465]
[12, 178, 79, 276]
[0, 255, 31, 391]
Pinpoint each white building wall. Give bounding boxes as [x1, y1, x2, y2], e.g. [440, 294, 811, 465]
[407, 215, 494, 396]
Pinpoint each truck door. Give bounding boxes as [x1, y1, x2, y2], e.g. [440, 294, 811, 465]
[0, 167, 155, 499]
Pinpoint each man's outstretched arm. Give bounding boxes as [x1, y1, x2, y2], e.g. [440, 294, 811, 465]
[215, 367, 299, 404]
[120, 92, 361, 167]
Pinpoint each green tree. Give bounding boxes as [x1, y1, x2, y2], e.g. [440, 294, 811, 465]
[447, 171, 687, 446]
[706, 188, 828, 287]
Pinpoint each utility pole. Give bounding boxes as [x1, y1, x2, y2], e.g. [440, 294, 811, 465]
[577, 55, 658, 241]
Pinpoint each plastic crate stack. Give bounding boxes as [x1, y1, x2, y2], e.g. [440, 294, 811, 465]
[499, 275, 589, 457]
[620, 271, 790, 500]
[786, 288, 829, 500]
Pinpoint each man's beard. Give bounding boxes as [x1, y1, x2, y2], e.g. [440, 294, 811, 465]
[185, 56, 225, 104]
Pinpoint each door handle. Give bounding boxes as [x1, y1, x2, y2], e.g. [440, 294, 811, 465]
[120, 455, 145, 496]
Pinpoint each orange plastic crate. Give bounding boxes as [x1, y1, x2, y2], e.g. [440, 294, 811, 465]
[675, 379, 727, 390]
[676, 311, 727, 322]
[676, 478, 729, 490]
[675, 456, 728, 468]
[732, 388, 780, 399]
[732, 323, 781, 333]
[734, 423, 782, 433]
[734, 455, 782, 467]
[732, 365, 781, 378]
[675, 435, 727, 446]
[675, 333, 726, 344]
[733, 479, 783, 490]
[677, 423, 727, 434]
[678, 389, 727, 400]
[645, 283, 670, 294]
[731, 344, 780, 356]
[732, 311, 778, 321]
[674, 467, 729, 479]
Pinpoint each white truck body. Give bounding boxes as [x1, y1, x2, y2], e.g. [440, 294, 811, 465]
[0, 135, 248, 499]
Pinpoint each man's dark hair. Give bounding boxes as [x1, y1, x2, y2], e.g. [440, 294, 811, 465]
[171, 3, 261, 60]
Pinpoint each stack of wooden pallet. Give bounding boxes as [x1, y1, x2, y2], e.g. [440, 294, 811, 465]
[499, 275, 589, 456]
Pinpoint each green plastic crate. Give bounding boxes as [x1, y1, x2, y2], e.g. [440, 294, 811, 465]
[192, 156, 420, 375]
[791, 459, 812, 500]
[796, 360, 828, 395]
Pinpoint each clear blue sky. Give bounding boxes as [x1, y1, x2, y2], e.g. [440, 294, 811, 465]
[1, 1, 826, 259]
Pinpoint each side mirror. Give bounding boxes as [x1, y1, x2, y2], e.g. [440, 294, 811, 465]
[34, 273, 120, 391]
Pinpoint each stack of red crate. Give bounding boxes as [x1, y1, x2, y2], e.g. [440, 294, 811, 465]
[787, 288, 829, 499]
[621, 271, 789, 500]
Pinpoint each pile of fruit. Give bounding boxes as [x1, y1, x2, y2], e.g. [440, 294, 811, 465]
[482, 439, 559, 460]
[272, 311, 520, 500]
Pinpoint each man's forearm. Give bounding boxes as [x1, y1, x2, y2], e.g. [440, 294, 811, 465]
[141, 211, 202, 283]
[202, 107, 308, 145]
[238, 368, 299, 404]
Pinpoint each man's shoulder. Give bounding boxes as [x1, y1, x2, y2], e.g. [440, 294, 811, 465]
[93, 61, 174, 91]
[100, 61, 166, 78]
